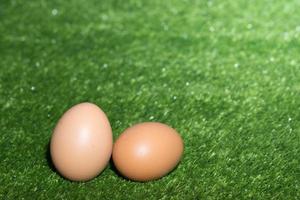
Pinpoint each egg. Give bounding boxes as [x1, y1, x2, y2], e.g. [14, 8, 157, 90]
[50, 102, 113, 181]
[112, 122, 184, 182]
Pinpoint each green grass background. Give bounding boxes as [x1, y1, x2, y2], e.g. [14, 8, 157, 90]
[1, 0, 300, 199]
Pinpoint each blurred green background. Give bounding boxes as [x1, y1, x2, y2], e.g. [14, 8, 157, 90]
[1, 0, 300, 199]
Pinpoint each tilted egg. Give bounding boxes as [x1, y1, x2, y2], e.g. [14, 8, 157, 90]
[112, 122, 184, 182]
[50, 102, 113, 181]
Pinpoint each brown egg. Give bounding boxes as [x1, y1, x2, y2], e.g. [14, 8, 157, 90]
[50, 102, 113, 181]
[112, 122, 184, 182]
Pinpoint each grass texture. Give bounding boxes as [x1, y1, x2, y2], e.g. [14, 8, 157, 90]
[1, 0, 300, 199]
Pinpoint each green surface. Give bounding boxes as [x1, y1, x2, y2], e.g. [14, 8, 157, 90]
[1, 0, 300, 199]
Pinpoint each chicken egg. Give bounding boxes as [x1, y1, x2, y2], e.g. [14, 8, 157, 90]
[112, 122, 184, 182]
[50, 102, 113, 181]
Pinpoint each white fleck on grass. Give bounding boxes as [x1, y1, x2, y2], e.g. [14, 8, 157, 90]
[234, 63, 240, 68]
[31, 86, 36, 91]
[173, 95, 177, 100]
[290, 60, 296, 66]
[185, 82, 190, 86]
[51, 9, 58, 16]
[35, 62, 40, 67]
[149, 116, 154, 120]
[103, 63, 108, 68]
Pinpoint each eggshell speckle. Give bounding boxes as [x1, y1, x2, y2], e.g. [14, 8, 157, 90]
[50, 102, 113, 181]
[112, 122, 184, 182]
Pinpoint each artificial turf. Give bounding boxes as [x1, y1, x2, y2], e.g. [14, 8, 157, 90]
[1, 0, 300, 199]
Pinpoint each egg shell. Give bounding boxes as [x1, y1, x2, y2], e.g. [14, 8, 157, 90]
[112, 122, 184, 182]
[50, 102, 113, 181]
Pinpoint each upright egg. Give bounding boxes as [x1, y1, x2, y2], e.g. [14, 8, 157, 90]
[50, 102, 113, 181]
[112, 122, 184, 182]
